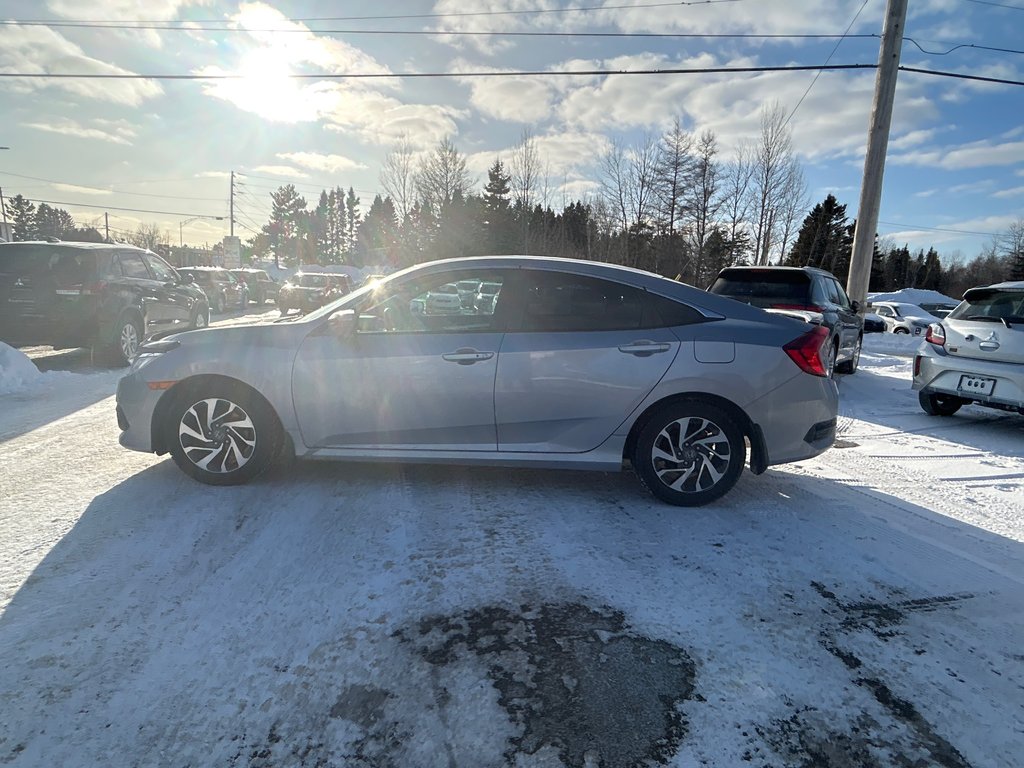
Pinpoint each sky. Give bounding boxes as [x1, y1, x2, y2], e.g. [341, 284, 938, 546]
[0, 0, 1021, 258]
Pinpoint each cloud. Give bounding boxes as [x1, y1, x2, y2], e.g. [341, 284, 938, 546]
[0, 25, 162, 106]
[892, 139, 1024, 170]
[465, 130, 613, 188]
[195, 171, 232, 179]
[249, 165, 309, 178]
[22, 117, 139, 145]
[51, 183, 113, 196]
[276, 152, 367, 173]
[47, 0, 210, 48]
[992, 186, 1024, 199]
[322, 91, 464, 148]
[914, 180, 993, 198]
[451, 60, 556, 123]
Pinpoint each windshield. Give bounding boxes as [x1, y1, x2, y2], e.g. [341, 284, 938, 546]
[949, 290, 1024, 324]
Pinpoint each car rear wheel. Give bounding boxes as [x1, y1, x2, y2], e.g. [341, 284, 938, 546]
[894, 327, 909, 335]
[634, 400, 746, 507]
[836, 335, 861, 375]
[211, 293, 224, 314]
[110, 314, 142, 366]
[919, 391, 964, 417]
[166, 384, 281, 485]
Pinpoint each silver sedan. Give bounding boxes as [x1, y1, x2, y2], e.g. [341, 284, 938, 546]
[116, 256, 838, 506]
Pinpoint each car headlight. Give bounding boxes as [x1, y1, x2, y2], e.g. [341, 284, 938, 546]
[130, 339, 180, 372]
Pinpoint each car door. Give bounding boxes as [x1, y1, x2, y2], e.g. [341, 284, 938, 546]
[115, 251, 167, 330]
[291, 268, 512, 450]
[824, 277, 860, 356]
[142, 252, 192, 327]
[494, 269, 680, 453]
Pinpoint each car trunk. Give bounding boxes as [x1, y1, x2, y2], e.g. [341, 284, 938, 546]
[943, 288, 1024, 365]
[0, 245, 101, 344]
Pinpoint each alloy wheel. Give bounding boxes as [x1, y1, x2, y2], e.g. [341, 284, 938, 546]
[650, 416, 732, 494]
[119, 321, 140, 361]
[178, 398, 257, 473]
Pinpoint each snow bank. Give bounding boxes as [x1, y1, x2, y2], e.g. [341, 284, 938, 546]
[867, 288, 959, 305]
[0, 342, 44, 395]
[862, 332, 924, 358]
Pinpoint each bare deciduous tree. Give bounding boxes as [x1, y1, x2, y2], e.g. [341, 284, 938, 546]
[683, 130, 723, 284]
[776, 159, 808, 264]
[510, 128, 542, 251]
[599, 139, 631, 263]
[720, 141, 756, 265]
[415, 137, 474, 209]
[129, 222, 164, 251]
[750, 102, 801, 265]
[654, 117, 695, 240]
[379, 135, 416, 221]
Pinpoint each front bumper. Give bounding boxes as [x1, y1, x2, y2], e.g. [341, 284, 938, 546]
[914, 346, 1024, 409]
[116, 372, 166, 453]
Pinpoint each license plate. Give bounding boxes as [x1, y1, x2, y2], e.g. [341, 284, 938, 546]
[958, 374, 996, 396]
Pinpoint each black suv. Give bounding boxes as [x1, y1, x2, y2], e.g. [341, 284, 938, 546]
[230, 268, 280, 305]
[0, 241, 209, 364]
[277, 272, 352, 314]
[708, 266, 864, 375]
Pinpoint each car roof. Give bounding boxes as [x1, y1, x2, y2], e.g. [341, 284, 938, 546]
[180, 265, 226, 271]
[0, 240, 149, 252]
[716, 265, 835, 277]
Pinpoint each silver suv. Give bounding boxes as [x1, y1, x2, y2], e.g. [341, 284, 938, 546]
[913, 281, 1024, 416]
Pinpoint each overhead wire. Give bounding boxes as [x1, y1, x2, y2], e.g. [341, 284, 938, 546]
[0, 169, 228, 201]
[22, 198, 226, 217]
[962, 0, 1024, 10]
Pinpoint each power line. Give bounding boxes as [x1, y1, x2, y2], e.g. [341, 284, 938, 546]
[903, 39, 1024, 56]
[962, 0, 1024, 10]
[898, 65, 1024, 86]
[23, 198, 225, 217]
[785, 0, 872, 127]
[877, 219, 1000, 236]
[0, 63, 879, 80]
[0, 1, 745, 27]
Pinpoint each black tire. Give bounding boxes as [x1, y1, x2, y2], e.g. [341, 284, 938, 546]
[894, 327, 909, 335]
[211, 293, 224, 314]
[190, 305, 210, 330]
[109, 313, 142, 366]
[279, 302, 289, 315]
[633, 400, 747, 507]
[836, 335, 862, 375]
[165, 382, 282, 485]
[919, 391, 964, 417]
[824, 339, 839, 379]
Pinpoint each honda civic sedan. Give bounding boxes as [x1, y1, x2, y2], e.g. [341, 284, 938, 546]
[116, 256, 839, 506]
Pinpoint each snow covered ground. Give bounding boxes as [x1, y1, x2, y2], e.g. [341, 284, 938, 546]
[1, 337, 1022, 767]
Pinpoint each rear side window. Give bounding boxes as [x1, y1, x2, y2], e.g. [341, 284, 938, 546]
[518, 272, 644, 332]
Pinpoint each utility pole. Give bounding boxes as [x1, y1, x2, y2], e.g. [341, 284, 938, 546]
[105, 211, 109, 243]
[230, 171, 235, 238]
[0, 186, 8, 230]
[847, 0, 908, 309]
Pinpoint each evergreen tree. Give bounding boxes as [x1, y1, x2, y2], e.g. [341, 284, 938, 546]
[357, 195, 400, 266]
[326, 187, 346, 263]
[33, 203, 76, 239]
[785, 194, 852, 279]
[344, 187, 360, 259]
[481, 159, 514, 253]
[5, 194, 37, 241]
[263, 185, 307, 267]
[312, 191, 330, 261]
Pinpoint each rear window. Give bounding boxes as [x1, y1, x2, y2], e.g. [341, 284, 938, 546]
[0, 245, 101, 284]
[949, 290, 1024, 323]
[709, 271, 811, 303]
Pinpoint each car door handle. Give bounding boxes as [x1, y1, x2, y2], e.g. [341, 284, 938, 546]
[442, 348, 495, 365]
[618, 341, 672, 356]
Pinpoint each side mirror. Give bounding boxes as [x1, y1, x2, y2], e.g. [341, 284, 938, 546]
[851, 300, 862, 313]
[327, 309, 356, 338]
[182, 273, 195, 284]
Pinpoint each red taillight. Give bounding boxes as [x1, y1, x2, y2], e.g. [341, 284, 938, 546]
[925, 323, 945, 347]
[784, 326, 830, 377]
[81, 281, 108, 295]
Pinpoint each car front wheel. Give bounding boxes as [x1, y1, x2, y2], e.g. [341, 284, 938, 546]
[110, 314, 142, 366]
[919, 391, 964, 417]
[191, 305, 209, 330]
[634, 400, 746, 507]
[166, 384, 281, 485]
[894, 327, 909, 335]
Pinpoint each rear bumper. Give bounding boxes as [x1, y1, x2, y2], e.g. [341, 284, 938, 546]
[745, 372, 839, 465]
[914, 346, 1024, 409]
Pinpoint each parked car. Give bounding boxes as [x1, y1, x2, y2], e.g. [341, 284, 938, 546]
[863, 312, 886, 333]
[870, 301, 934, 336]
[425, 282, 463, 314]
[456, 279, 483, 309]
[0, 240, 208, 365]
[475, 281, 502, 313]
[178, 266, 246, 313]
[913, 281, 1024, 417]
[230, 268, 280, 305]
[277, 272, 350, 314]
[115, 256, 839, 506]
[708, 266, 864, 376]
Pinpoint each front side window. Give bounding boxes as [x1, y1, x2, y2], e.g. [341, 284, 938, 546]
[118, 253, 151, 279]
[143, 253, 176, 282]
[830, 279, 851, 309]
[356, 271, 508, 334]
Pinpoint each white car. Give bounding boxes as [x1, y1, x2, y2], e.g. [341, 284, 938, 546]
[425, 283, 463, 314]
[871, 301, 935, 336]
[913, 281, 1024, 416]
